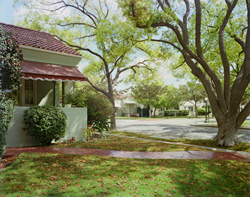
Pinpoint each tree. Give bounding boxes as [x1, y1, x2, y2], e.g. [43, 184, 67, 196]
[16, 0, 155, 130]
[163, 85, 183, 109]
[179, 81, 207, 117]
[0, 26, 22, 158]
[119, 0, 250, 146]
[130, 69, 165, 118]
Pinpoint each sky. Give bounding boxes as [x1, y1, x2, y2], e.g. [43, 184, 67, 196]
[0, 0, 187, 90]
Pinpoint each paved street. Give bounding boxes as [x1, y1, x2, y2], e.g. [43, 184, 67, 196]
[116, 118, 250, 143]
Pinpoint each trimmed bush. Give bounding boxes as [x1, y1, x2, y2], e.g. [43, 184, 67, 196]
[165, 110, 189, 117]
[23, 106, 67, 145]
[0, 91, 15, 159]
[197, 108, 211, 115]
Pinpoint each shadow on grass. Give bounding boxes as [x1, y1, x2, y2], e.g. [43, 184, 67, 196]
[1, 153, 250, 196]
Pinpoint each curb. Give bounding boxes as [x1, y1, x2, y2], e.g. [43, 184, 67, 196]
[190, 124, 250, 130]
[109, 134, 250, 157]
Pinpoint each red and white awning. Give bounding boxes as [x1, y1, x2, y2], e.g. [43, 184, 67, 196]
[21, 60, 87, 82]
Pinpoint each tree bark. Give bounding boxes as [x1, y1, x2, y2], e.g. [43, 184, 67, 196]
[109, 94, 116, 130]
[195, 102, 198, 118]
[149, 97, 152, 118]
[214, 121, 239, 147]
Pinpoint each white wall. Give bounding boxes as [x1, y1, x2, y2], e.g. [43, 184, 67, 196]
[6, 106, 87, 147]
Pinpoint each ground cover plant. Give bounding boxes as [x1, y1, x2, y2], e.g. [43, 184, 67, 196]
[0, 153, 249, 196]
[55, 136, 211, 152]
[112, 131, 250, 152]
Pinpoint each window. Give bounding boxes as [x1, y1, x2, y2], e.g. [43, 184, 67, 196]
[19, 79, 37, 106]
[25, 80, 34, 105]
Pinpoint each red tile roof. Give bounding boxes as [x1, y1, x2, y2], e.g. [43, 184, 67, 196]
[0, 23, 81, 56]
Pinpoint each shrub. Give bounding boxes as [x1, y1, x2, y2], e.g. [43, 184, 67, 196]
[66, 86, 112, 134]
[23, 106, 67, 145]
[0, 26, 23, 90]
[165, 110, 189, 116]
[0, 91, 15, 159]
[197, 108, 211, 115]
[84, 93, 112, 134]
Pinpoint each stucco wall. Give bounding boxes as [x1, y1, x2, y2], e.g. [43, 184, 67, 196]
[6, 106, 87, 147]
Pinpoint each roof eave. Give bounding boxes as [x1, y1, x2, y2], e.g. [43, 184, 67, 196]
[20, 45, 82, 59]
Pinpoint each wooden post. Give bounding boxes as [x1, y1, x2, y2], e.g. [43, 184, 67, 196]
[62, 81, 65, 107]
[53, 81, 56, 106]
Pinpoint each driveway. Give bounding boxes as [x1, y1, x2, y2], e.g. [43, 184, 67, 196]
[116, 118, 250, 143]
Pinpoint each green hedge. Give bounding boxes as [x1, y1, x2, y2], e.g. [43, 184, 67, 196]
[165, 110, 189, 116]
[197, 108, 211, 115]
[23, 106, 67, 145]
[0, 92, 15, 159]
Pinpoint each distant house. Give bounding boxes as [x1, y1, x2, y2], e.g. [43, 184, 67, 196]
[179, 101, 205, 116]
[115, 95, 140, 117]
[1, 23, 87, 147]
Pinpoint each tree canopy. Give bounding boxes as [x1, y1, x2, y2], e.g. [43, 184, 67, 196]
[15, 0, 159, 129]
[119, 0, 250, 146]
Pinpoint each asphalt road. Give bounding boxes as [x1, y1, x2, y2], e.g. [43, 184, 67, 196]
[116, 118, 250, 143]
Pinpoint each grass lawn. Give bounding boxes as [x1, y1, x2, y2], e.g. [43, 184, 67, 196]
[112, 131, 250, 152]
[54, 136, 211, 152]
[1, 153, 249, 196]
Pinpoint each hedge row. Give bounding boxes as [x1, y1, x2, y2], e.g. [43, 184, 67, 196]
[164, 110, 189, 116]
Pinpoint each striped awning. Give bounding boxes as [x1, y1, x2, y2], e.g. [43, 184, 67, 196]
[21, 60, 87, 82]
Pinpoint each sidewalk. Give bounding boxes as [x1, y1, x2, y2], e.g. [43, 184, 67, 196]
[3, 145, 250, 163]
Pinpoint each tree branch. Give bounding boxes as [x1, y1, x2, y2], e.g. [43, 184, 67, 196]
[219, 0, 238, 108]
[53, 35, 108, 66]
[51, 22, 96, 29]
[236, 100, 250, 129]
[86, 77, 109, 98]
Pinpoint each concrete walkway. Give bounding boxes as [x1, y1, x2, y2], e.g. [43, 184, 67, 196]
[3, 146, 250, 163]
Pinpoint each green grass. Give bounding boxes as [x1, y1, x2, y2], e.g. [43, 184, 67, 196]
[208, 120, 250, 128]
[111, 131, 250, 152]
[54, 136, 211, 151]
[1, 153, 249, 196]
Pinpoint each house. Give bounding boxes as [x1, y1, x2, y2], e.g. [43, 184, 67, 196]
[179, 101, 205, 116]
[115, 95, 140, 117]
[1, 23, 87, 147]
[115, 95, 162, 117]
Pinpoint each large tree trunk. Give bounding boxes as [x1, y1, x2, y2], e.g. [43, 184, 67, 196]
[214, 119, 239, 147]
[149, 97, 152, 118]
[195, 102, 198, 118]
[109, 96, 116, 130]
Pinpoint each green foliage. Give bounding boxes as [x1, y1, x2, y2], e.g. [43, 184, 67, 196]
[84, 92, 112, 133]
[65, 92, 86, 107]
[0, 91, 15, 159]
[197, 108, 211, 116]
[0, 26, 22, 158]
[83, 125, 95, 141]
[0, 26, 23, 91]
[165, 110, 189, 117]
[23, 106, 67, 145]
[67, 84, 112, 133]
